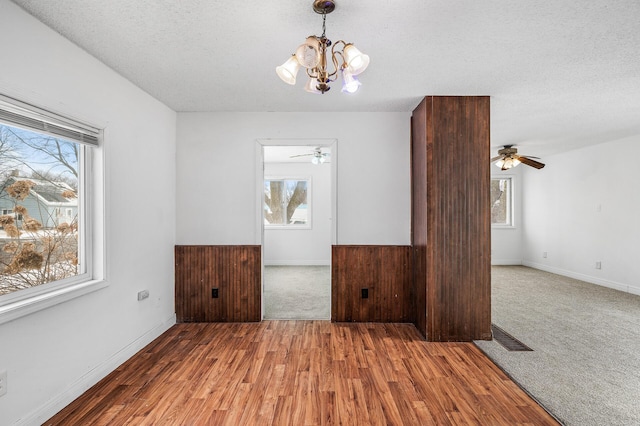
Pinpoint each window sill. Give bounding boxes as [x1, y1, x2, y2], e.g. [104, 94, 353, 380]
[0, 279, 108, 325]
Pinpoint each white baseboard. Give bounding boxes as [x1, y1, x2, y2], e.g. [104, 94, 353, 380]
[264, 260, 330, 266]
[20, 313, 176, 426]
[522, 261, 640, 295]
[491, 259, 523, 266]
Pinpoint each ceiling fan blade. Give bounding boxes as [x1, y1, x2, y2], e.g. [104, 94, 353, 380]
[490, 155, 503, 163]
[517, 155, 545, 169]
[289, 153, 313, 158]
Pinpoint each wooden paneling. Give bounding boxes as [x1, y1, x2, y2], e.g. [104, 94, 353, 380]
[46, 322, 559, 425]
[411, 96, 492, 341]
[175, 245, 261, 322]
[411, 98, 429, 336]
[332, 245, 413, 322]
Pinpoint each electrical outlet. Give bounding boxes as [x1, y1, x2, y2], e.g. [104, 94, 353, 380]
[212, 288, 219, 298]
[0, 370, 7, 397]
[137, 290, 149, 301]
[596, 261, 602, 270]
[361, 288, 369, 299]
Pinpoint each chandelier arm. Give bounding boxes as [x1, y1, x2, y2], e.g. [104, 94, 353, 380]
[331, 40, 348, 69]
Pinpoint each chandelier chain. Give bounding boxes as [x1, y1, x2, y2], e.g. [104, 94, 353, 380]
[322, 12, 327, 38]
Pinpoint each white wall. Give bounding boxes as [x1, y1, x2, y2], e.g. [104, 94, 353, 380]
[522, 136, 640, 295]
[0, 2, 176, 424]
[176, 112, 411, 246]
[264, 161, 332, 265]
[491, 166, 524, 264]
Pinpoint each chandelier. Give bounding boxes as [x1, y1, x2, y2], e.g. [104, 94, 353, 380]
[276, 0, 370, 94]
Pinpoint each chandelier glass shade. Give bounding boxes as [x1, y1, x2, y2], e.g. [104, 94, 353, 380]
[276, 0, 369, 94]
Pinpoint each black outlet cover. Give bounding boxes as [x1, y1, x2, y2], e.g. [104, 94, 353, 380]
[212, 288, 219, 298]
[361, 288, 369, 299]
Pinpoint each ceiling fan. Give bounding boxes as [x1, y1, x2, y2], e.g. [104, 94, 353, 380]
[491, 145, 545, 170]
[290, 147, 331, 164]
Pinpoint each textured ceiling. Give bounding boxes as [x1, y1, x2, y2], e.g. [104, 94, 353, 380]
[10, 0, 640, 157]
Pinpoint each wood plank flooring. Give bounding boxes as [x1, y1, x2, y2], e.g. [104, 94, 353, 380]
[46, 322, 558, 425]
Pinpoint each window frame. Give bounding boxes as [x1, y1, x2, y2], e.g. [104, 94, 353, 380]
[0, 94, 105, 325]
[263, 176, 312, 230]
[490, 175, 516, 228]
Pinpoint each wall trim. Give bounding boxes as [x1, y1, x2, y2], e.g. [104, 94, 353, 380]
[523, 261, 640, 296]
[19, 314, 176, 425]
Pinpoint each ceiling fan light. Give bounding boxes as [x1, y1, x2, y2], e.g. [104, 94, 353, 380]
[343, 44, 370, 75]
[341, 68, 361, 93]
[276, 55, 300, 85]
[311, 156, 320, 165]
[503, 158, 515, 169]
[495, 159, 505, 169]
[502, 156, 522, 170]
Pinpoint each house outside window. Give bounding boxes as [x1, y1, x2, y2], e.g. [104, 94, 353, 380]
[264, 178, 310, 228]
[491, 177, 514, 227]
[0, 94, 102, 322]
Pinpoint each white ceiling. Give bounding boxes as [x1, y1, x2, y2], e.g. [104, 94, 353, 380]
[10, 0, 640, 158]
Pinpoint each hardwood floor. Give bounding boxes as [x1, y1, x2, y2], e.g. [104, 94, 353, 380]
[46, 322, 558, 425]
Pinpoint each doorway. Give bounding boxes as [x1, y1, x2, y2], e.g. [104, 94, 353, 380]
[257, 140, 337, 319]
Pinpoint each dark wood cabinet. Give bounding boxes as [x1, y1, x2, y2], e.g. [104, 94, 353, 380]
[411, 96, 492, 341]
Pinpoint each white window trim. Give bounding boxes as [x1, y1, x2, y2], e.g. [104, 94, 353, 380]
[491, 175, 516, 229]
[264, 176, 312, 230]
[0, 96, 106, 325]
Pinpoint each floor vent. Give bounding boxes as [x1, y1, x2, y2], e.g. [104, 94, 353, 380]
[492, 324, 533, 351]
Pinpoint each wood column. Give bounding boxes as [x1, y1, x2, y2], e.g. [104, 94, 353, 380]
[411, 96, 492, 341]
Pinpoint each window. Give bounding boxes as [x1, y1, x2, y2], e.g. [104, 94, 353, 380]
[0, 94, 103, 323]
[1, 209, 22, 221]
[491, 177, 514, 227]
[264, 178, 310, 227]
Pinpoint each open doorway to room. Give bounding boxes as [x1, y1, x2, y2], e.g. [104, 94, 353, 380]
[258, 141, 336, 319]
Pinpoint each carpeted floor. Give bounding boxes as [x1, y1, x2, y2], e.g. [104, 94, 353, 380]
[475, 266, 640, 426]
[263, 265, 331, 320]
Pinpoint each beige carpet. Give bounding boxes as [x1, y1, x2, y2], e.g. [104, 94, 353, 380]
[475, 266, 640, 426]
[263, 265, 331, 320]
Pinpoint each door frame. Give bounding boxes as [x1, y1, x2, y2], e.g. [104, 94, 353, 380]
[255, 138, 337, 319]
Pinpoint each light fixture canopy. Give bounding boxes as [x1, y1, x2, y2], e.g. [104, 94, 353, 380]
[276, 0, 369, 94]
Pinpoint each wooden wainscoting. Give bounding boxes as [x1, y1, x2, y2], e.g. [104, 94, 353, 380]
[332, 245, 413, 322]
[175, 245, 261, 322]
